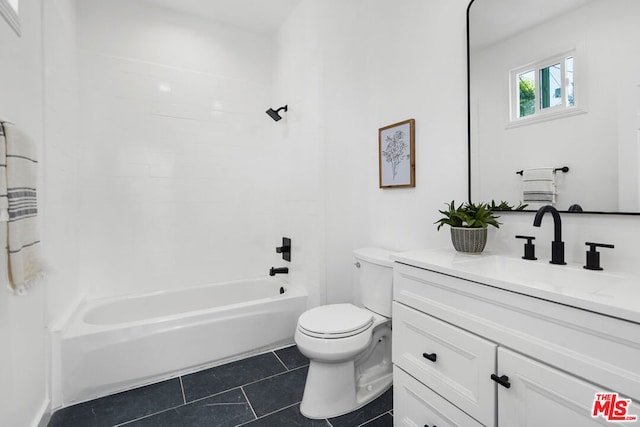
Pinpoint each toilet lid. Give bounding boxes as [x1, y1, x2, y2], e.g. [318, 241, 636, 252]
[297, 303, 373, 338]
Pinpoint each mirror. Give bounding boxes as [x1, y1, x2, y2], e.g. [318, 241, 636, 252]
[468, 0, 640, 214]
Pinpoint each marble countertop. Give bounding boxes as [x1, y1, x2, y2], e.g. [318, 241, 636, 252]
[392, 248, 640, 324]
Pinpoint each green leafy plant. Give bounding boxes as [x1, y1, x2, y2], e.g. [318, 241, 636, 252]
[435, 200, 501, 230]
[488, 200, 529, 211]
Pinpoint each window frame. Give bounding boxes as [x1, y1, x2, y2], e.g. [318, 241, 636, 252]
[0, 0, 21, 36]
[507, 49, 584, 128]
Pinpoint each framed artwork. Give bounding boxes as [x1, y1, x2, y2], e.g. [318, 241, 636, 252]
[379, 118, 415, 188]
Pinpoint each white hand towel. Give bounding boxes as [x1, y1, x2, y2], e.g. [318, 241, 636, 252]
[522, 167, 555, 181]
[0, 119, 43, 294]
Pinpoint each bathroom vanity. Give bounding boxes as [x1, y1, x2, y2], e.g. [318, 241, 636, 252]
[391, 249, 640, 426]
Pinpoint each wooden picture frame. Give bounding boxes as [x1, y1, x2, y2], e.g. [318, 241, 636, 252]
[379, 119, 415, 188]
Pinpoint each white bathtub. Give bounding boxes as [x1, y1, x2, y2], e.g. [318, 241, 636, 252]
[55, 277, 307, 406]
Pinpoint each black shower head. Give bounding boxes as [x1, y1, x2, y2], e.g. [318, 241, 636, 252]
[266, 105, 288, 121]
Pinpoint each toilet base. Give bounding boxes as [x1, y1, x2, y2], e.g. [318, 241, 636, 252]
[299, 360, 393, 420]
[300, 360, 357, 419]
[299, 325, 392, 419]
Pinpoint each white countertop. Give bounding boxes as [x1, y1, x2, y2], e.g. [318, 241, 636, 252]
[392, 248, 640, 324]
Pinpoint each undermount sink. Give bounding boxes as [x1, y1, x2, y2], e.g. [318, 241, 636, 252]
[451, 254, 625, 296]
[392, 248, 640, 324]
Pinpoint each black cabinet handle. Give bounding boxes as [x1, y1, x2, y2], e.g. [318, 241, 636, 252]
[422, 352, 437, 362]
[424, 425, 437, 427]
[490, 373, 511, 388]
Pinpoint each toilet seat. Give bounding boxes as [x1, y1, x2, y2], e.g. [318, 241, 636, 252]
[297, 303, 373, 339]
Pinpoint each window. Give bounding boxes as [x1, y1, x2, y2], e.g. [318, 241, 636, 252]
[509, 51, 579, 125]
[0, 0, 21, 36]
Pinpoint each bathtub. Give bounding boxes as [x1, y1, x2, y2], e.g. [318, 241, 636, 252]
[54, 277, 307, 406]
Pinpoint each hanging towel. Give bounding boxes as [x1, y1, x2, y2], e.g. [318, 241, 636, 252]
[0, 119, 43, 294]
[522, 167, 555, 204]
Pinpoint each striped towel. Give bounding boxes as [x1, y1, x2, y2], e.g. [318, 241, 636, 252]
[522, 167, 556, 204]
[0, 119, 43, 294]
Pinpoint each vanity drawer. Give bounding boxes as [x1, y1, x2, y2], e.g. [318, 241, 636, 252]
[394, 366, 483, 427]
[393, 301, 496, 426]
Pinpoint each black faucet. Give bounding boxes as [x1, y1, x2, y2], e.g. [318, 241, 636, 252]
[532, 205, 566, 265]
[269, 267, 289, 276]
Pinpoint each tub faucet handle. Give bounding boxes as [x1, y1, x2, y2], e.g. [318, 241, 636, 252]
[276, 237, 291, 262]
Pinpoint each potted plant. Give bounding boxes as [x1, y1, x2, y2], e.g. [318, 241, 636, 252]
[435, 200, 501, 253]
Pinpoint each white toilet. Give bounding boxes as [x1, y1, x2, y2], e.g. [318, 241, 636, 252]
[294, 247, 394, 419]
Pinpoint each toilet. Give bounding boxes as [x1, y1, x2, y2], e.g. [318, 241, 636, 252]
[294, 247, 394, 419]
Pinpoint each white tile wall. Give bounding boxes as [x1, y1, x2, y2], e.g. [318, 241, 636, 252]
[76, 0, 325, 300]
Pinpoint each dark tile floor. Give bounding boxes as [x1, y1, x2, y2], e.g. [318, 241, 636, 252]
[48, 345, 393, 427]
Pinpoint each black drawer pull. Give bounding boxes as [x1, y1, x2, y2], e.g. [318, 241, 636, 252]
[422, 352, 437, 362]
[490, 373, 511, 388]
[424, 425, 437, 427]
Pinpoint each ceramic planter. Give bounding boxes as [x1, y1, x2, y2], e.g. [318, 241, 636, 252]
[450, 226, 487, 254]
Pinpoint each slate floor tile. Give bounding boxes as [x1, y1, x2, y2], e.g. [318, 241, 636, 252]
[49, 350, 393, 427]
[48, 378, 183, 427]
[360, 412, 393, 427]
[181, 352, 287, 402]
[242, 366, 309, 417]
[120, 388, 255, 427]
[274, 345, 309, 370]
[239, 403, 330, 427]
[328, 387, 393, 427]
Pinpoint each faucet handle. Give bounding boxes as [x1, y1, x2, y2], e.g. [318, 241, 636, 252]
[584, 242, 615, 271]
[515, 235, 537, 260]
[276, 237, 291, 262]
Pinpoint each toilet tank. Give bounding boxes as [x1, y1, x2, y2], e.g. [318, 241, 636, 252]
[353, 247, 394, 317]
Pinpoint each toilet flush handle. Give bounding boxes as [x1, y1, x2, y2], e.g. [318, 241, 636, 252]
[354, 262, 361, 268]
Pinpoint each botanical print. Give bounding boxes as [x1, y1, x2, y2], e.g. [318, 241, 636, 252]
[382, 129, 409, 180]
[379, 119, 414, 188]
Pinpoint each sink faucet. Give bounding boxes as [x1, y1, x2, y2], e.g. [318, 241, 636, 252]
[532, 205, 566, 265]
[269, 267, 289, 276]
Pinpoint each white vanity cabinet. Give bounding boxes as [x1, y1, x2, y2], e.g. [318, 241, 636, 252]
[392, 254, 640, 427]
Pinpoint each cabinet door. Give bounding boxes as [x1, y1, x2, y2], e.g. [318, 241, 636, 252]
[394, 302, 497, 426]
[394, 366, 483, 427]
[497, 347, 640, 426]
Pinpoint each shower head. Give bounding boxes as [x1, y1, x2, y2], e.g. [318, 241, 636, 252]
[266, 105, 288, 121]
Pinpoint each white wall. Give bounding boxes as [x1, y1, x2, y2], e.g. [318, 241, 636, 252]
[43, 0, 81, 326]
[42, 0, 82, 413]
[307, 0, 469, 306]
[0, 1, 48, 426]
[360, 0, 469, 251]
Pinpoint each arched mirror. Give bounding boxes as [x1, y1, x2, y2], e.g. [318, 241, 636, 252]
[467, 0, 640, 213]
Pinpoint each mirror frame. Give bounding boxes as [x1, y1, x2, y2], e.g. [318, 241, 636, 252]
[465, 0, 640, 216]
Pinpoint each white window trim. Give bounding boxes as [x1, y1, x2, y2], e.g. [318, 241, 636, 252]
[0, 0, 21, 36]
[507, 48, 585, 129]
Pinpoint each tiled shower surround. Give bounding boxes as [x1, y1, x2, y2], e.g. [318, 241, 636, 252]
[48, 346, 393, 427]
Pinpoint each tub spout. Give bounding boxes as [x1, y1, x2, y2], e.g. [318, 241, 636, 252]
[270, 267, 289, 276]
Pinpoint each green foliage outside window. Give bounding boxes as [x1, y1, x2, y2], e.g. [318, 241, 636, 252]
[519, 77, 535, 117]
